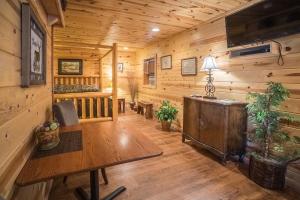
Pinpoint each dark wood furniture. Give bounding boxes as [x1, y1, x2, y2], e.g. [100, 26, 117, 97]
[16, 121, 162, 200]
[118, 98, 125, 113]
[182, 97, 247, 162]
[137, 101, 153, 119]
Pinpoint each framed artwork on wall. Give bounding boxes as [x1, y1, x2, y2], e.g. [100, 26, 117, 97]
[58, 59, 83, 75]
[118, 63, 124, 72]
[181, 57, 197, 76]
[21, 3, 47, 87]
[160, 55, 172, 69]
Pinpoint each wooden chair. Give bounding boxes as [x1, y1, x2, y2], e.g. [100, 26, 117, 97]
[53, 100, 109, 184]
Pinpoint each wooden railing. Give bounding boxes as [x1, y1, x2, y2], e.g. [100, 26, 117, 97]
[53, 92, 112, 123]
[54, 75, 100, 86]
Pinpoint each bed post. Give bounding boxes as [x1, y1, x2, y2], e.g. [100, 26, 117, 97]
[112, 43, 118, 121]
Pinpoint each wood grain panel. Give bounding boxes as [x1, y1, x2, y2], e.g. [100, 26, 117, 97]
[53, 0, 257, 49]
[135, 18, 300, 137]
[0, 0, 53, 199]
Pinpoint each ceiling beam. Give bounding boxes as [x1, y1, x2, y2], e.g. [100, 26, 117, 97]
[54, 41, 113, 49]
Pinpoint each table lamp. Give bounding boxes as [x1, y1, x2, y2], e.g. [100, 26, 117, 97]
[202, 56, 218, 99]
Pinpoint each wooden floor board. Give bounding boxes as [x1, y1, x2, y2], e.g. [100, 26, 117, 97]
[49, 111, 299, 200]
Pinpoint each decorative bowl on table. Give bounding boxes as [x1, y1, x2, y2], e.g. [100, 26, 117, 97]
[35, 122, 60, 150]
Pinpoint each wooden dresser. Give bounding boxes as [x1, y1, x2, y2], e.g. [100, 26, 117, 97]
[182, 96, 248, 162]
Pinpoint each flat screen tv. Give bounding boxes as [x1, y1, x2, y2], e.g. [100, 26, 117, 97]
[225, 0, 300, 48]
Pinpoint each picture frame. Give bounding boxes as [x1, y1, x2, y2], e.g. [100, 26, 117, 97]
[118, 63, 124, 72]
[21, 3, 47, 87]
[58, 59, 83, 75]
[160, 55, 172, 69]
[181, 57, 197, 76]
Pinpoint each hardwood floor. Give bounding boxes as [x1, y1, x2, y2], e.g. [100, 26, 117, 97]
[49, 112, 299, 200]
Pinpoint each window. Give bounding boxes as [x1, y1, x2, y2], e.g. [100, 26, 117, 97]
[143, 57, 156, 87]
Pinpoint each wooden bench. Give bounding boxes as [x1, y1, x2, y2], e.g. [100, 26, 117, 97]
[137, 101, 153, 119]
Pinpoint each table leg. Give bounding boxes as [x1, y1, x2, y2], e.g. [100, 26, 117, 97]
[75, 170, 127, 200]
[75, 170, 99, 200]
[102, 186, 126, 200]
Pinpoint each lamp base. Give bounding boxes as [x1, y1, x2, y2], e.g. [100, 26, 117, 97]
[203, 96, 217, 99]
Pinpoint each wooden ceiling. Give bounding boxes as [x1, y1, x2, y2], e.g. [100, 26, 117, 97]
[53, 0, 257, 51]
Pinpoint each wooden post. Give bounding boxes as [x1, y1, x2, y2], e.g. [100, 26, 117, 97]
[99, 58, 102, 90]
[112, 43, 118, 121]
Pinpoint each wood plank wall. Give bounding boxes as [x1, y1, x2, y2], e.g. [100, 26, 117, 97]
[102, 51, 137, 102]
[53, 45, 137, 102]
[53, 47, 101, 76]
[135, 18, 300, 138]
[0, 0, 52, 199]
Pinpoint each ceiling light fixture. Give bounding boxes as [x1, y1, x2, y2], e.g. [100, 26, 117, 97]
[152, 27, 160, 32]
[123, 47, 128, 50]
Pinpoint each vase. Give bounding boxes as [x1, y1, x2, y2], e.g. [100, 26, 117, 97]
[161, 121, 171, 132]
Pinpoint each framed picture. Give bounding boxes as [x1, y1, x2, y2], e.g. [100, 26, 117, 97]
[160, 55, 172, 69]
[181, 57, 197, 76]
[21, 3, 46, 87]
[118, 63, 124, 72]
[58, 59, 83, 75]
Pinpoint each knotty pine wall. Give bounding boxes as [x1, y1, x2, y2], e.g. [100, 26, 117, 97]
[53, 47, 101, 76]
[53, 47, 137, 102]
[102, 51, 137, 102]
[135, 18, 300, 137]
[0, 0, 52, 199]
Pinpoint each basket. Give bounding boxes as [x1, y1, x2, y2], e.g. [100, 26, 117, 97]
[249, 155, 286, 190]
[36, 128, 60, 150]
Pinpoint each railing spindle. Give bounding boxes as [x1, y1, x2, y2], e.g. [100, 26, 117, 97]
[59, 77, 63, 85]
[53, 92, 112, 122]
[82, 98, 86, 119]
[104, 97, 108, 117]
[97, 97, 101, 118]
[73, 98, 78, 112]
[89, 97, 94, 118]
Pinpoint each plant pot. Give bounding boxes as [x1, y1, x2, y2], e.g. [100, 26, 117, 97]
[249, 155, 286, 190]
[129, 102, 135, 110]
[245, 140, 262, 154]
[36, 128, 60, 150]
[161, 121, 171, 132]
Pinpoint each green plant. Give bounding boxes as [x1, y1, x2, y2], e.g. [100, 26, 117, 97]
[155, 100, 178, 122]
[247, 82, 299, 162]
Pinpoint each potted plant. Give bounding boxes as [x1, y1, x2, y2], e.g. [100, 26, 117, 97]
[246, 82, 300, 190]
[127, 71, 138, 110]
[155, 100, 178, 131]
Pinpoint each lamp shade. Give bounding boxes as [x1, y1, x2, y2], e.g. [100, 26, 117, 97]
[202, 56, 218, 70]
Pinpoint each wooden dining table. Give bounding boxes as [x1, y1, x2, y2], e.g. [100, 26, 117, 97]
[16, 121, 163, 200]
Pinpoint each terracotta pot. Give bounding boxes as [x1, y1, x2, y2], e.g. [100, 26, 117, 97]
[161, 121, 171, 132]
[249, 155, 286, 190]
